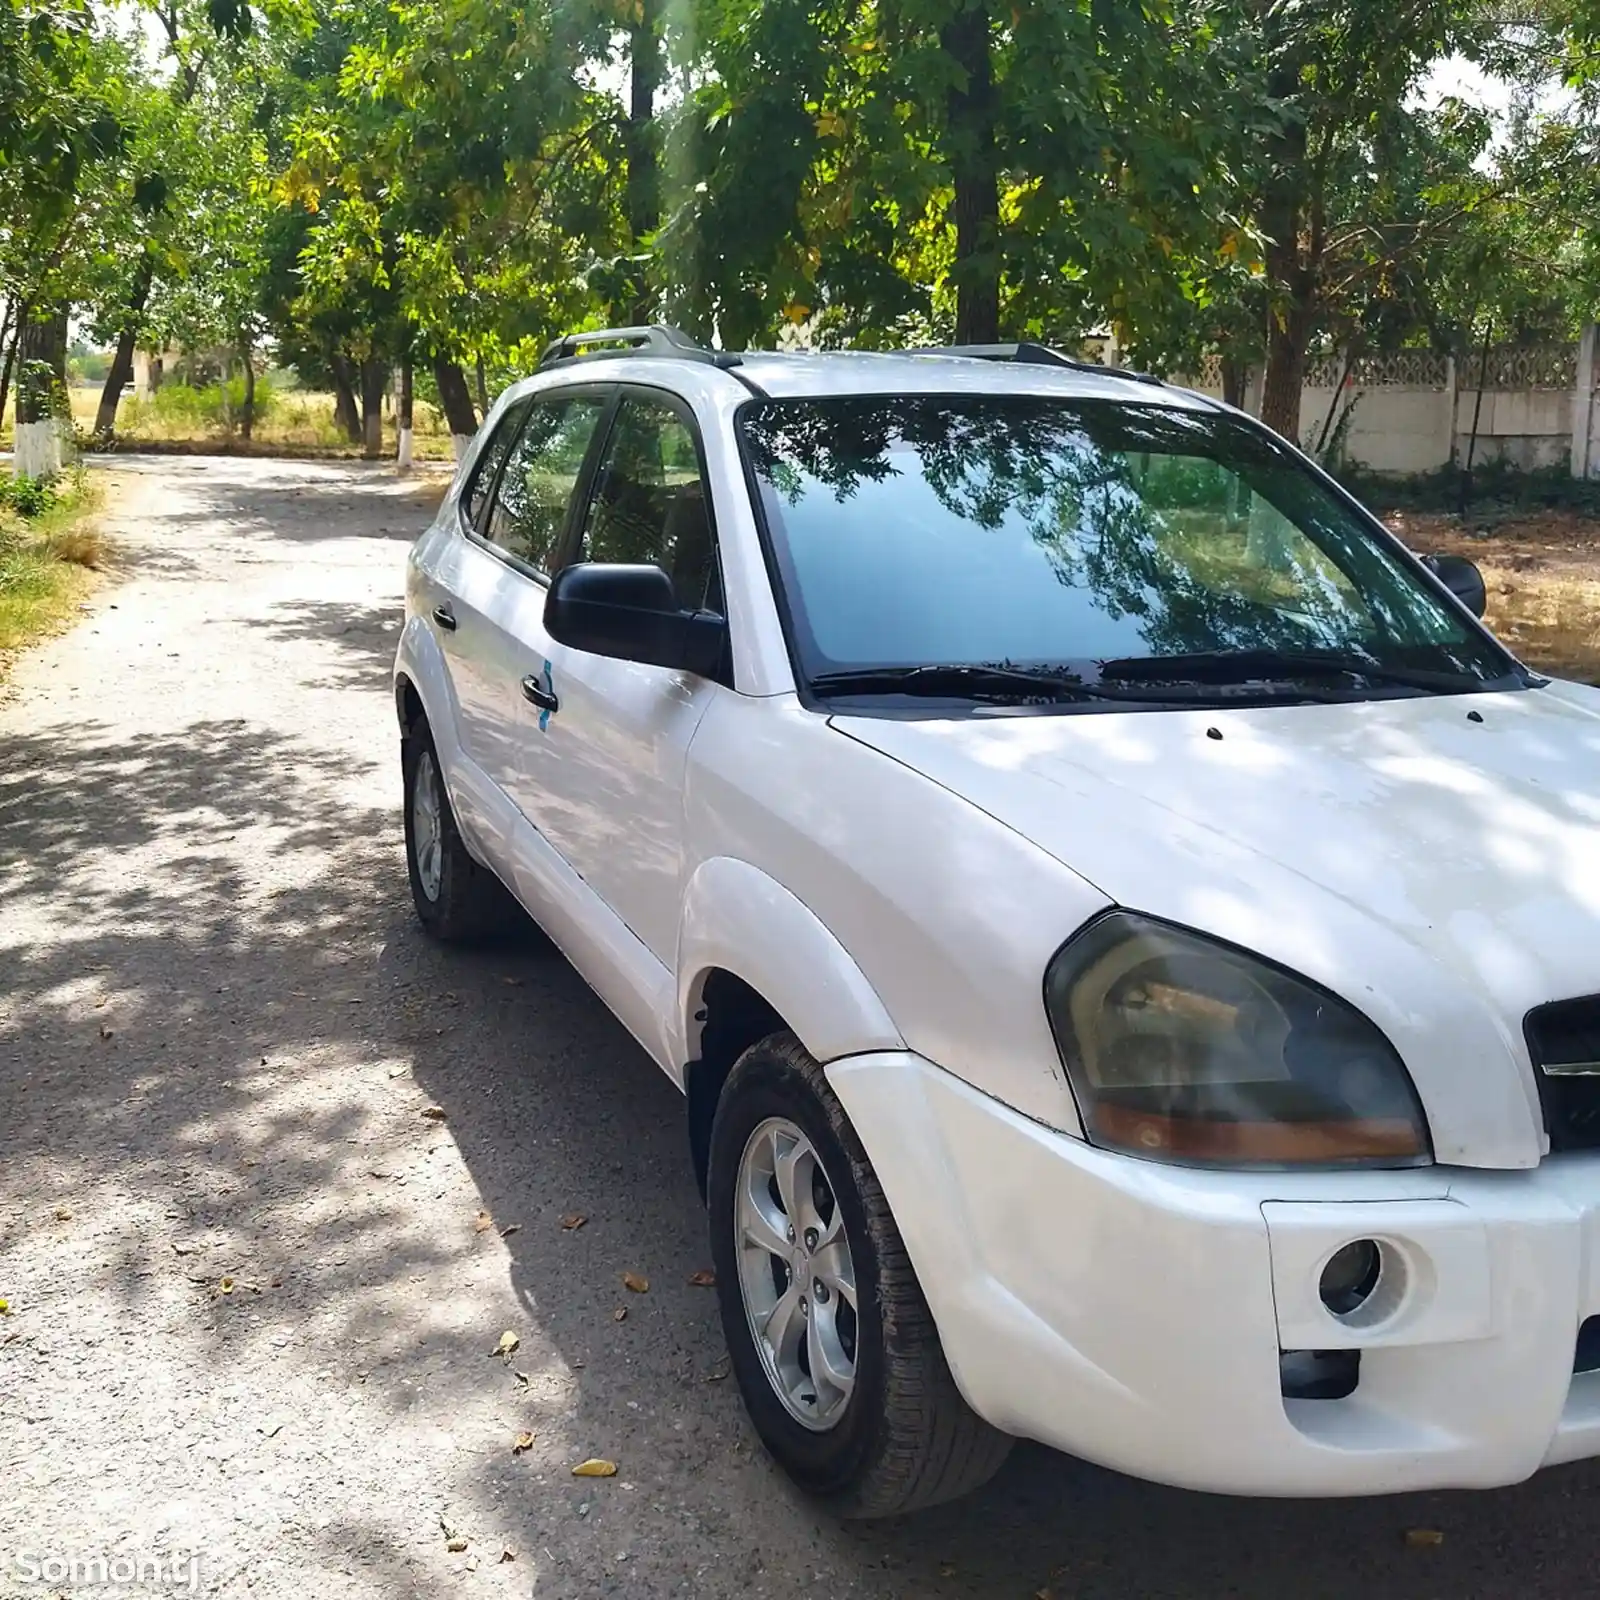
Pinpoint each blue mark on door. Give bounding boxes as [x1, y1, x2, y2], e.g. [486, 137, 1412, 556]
[538, 658, 556, 731]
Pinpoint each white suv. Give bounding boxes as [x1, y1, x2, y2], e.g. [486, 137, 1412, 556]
[395, 326, 1600, 1515]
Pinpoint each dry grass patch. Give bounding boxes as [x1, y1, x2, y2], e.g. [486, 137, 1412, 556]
[1384, 507, 1600, 684]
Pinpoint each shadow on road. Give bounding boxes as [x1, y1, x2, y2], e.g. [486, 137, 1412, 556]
[4, 709, 1595, 1599]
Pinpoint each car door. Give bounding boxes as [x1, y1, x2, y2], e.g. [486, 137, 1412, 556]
[441, 387, 611, 811]
[514, 387, 726, 964]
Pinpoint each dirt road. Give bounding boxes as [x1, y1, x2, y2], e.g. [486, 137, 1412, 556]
[2, 457, 1597, 1599]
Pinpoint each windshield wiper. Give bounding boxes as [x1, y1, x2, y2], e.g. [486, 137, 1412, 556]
[1095, 648, 1488, 694]
[809, 664, 1123, 702]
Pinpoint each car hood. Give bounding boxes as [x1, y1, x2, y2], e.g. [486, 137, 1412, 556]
[835, 682, 1600, 1168]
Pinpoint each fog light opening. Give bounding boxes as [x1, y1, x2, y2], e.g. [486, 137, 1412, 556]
[1319, 1238, 1382, 1318]
[1280, 1348, 1360, 1401]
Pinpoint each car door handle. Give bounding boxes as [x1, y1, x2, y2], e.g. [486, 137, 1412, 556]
[521, 675, 559, 713]
[432, 603, 457, 632]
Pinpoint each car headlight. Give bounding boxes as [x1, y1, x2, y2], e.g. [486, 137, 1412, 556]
[1044, 912, 1431, 1168]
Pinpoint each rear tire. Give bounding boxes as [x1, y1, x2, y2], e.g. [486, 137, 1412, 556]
[401, 723, 521, 942]
[708, 1032, 1013, 1517]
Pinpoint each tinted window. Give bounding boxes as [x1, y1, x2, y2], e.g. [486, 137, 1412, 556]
[463, 403, 527, 530]
[579, 394, 720, 611]
[739, 396, 1513, 688]
[484, 394, 607, 575]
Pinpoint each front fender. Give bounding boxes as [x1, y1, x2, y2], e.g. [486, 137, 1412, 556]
[677, 855, 903, 1067]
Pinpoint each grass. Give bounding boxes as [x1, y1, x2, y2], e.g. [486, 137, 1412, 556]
[1, 384, 458, 460]
[0, 468, 108, 670]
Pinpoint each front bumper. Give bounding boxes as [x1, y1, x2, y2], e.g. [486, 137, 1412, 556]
[827, 1050, 1600, 1497]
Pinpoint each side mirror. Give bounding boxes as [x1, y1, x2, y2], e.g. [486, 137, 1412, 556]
[1422, 553, 1487, 619]
[544, 562, 726, 677]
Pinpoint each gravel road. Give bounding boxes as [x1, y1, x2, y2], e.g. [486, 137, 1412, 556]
[3, 456, 1598, 1600]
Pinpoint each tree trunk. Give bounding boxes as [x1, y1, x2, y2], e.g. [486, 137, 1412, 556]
[432, 357, 478, 459]
[396, 356, 414, 470]
[624, 0, 663, 323]
[15, 307, 70, 479]
[94, 256, 156, 440]
[239, 342, 256, 441]
[0, 303, 20, 428]
[360, 357, 386, 459]
[474, 353, 488, 418]
[330, 352, 362, 444]
[1458, 324, 1493, 514]
[941, 1, 1001, 346]
[1260, 272, 1314, 443]
[1220, 356, 1247, 411]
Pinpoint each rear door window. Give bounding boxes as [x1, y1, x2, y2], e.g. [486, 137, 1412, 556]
[483, 393, 610, 577]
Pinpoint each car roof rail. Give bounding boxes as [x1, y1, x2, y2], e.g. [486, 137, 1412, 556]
[910, 342, 1165, 386]
[537, 324, 746, 371]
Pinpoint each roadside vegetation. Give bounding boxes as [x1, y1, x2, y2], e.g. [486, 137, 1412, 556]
[2, 379, 456, 460]
[0, 469, 107, 665]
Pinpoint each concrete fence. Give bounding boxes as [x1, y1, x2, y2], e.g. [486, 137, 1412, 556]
[1181, 325, 1600, 479]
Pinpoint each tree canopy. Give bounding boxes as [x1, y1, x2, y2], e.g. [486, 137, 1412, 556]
[2, 0, 1598, 464]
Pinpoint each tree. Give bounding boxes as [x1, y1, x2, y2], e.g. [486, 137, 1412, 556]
[1, 0, 136, 474]
[660, 0, 1246, 356]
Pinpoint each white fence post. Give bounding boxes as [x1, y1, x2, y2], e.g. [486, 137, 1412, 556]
[1574, 324, 1598, 481]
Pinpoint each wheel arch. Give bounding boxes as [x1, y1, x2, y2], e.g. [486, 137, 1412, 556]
[678, 857, 902, 1195]
[393, 615, 464, 755]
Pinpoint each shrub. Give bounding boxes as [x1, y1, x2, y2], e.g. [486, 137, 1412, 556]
[127, 374, 278, 437]
[0, 472, 62, 519]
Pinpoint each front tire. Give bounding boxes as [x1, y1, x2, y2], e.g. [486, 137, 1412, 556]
[707, 1033, 1013, 1517]
[401, 724, 520, 942]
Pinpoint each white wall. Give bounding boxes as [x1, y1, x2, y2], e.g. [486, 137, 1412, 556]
[1182, 335, 1597, 477]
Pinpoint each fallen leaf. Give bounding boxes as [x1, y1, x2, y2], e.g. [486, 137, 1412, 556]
[439, 1517, 458, 1540]
[500, 1224, 522, 1238]
[491, 1330, 520, 1358]
[53, 1207, 72, 1222]
[514, 1370, 531, 1386]
[612, 1307, 627, 1323]
[1405, 1528, 1444, 1549]
[687, 1269, 715, 1287]
[501, 976, 522, 986]
[940, 1565, 956, 1579]
[622, 1272, 649, 1294]
[512, 1431, 535, 1454]
[172, 1242, 197, 1256]
[420, 1106, 447, 1122]
[99, 1024, 114, 1040]
[445, 1537, 468, 1554]
[571, 1459, 618, 1478]
[465, 1553, 479, 1572]
[498, 1547, 515, 1564]
[0, 1298, 10, 1315]
[703, 1363, 730, 1383]
[560, 1213, 587, 1231]
[474, 1210, 493, 1233]
[218, 1277, 236, 1295]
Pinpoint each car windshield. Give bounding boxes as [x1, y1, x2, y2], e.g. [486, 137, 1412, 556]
[738, 395, 1520, 702]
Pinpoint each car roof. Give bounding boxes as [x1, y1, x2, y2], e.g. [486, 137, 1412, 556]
[730, 350, 1219, 410]
[514, 347, 1222, 413]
